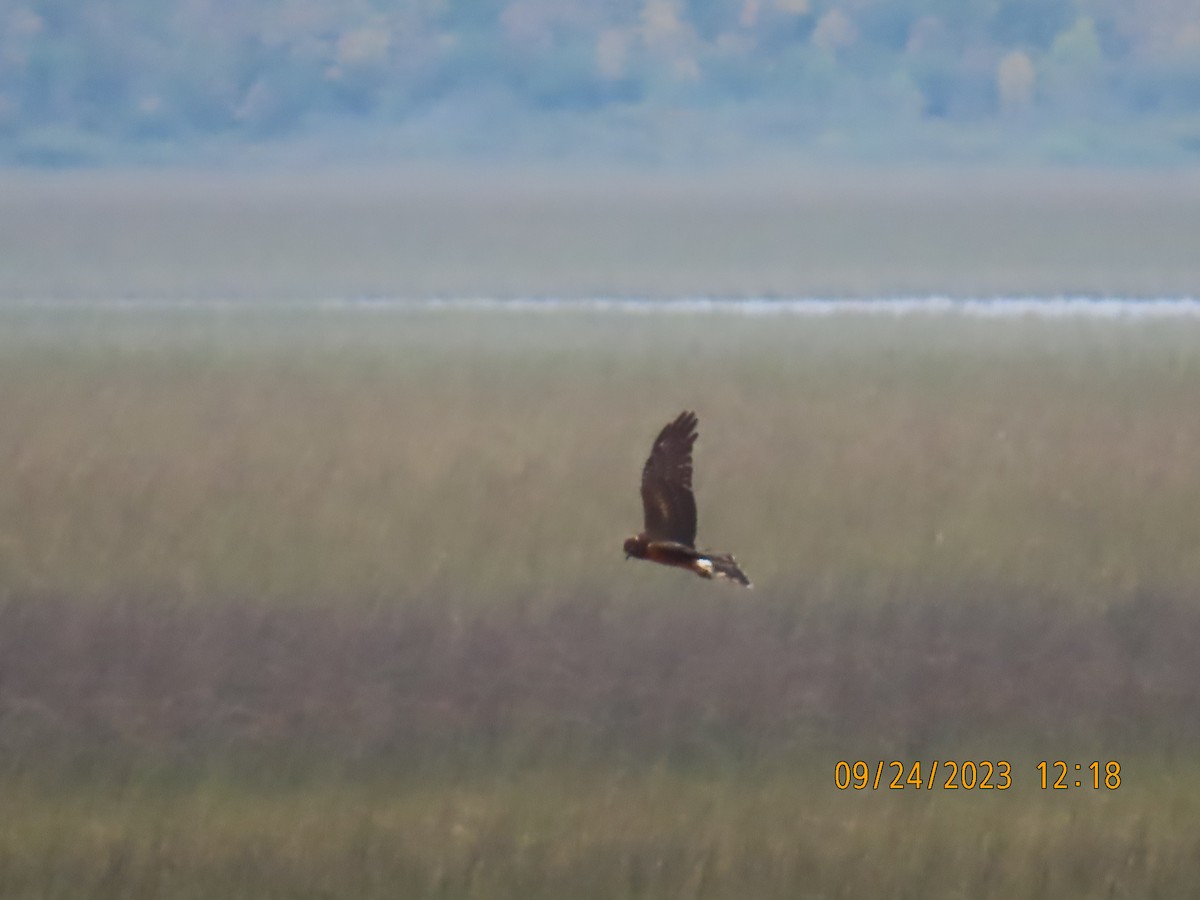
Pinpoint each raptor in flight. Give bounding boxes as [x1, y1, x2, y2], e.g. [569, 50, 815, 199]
[623, 411, 752, 587]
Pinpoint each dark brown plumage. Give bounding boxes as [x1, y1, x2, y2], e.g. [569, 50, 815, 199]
[623, 411, 752, 587]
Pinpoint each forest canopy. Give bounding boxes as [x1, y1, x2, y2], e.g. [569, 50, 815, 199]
[3, 0, 1200, 166]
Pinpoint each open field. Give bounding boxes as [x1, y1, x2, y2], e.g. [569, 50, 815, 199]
[5, 308, 1200, 604]
[4, 765, 1199, 900]
[3, 307, 1200, 896]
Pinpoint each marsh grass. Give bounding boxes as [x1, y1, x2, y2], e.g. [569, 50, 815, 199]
[2, 585, 1198, 774]
[3, 765, 1198, 900]
[4, 308, 1200, 896]
[4, 310, 1200, 605]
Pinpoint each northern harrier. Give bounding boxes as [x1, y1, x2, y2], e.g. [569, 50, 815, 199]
[623, 411, 752, 587]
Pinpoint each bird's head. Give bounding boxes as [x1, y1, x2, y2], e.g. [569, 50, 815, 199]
[623, 535, 648, 560]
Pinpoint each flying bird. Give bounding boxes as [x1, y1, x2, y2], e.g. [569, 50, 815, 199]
[623, 411, 752, 587]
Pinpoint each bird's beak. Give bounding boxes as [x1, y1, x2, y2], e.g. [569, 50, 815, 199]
[625, 553, 630, 560]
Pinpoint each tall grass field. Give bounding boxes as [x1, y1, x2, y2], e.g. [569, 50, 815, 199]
[3, 304, 1200, 897]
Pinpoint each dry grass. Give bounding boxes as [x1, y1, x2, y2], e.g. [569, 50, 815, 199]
[1, 586, 1197, 772]
[3, 767, 1198, 900]
[4, 307, 1200, 896]
[3, 310, 1200, 605]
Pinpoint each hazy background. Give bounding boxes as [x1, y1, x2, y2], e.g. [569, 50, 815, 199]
[6, 3, 1200, 897]
[4, 167, 1200, 300]
[3, 0, 1200, 169]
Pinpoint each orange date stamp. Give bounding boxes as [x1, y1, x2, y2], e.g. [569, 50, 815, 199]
[834, 760, 1122, 790]
[834, 759, 1012, 790]
[1036, 760, 1122, 790]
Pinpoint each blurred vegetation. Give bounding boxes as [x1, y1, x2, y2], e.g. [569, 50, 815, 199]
[3, 767, 1199, 899]
[5, 169, 1200, 300]
[3, 0, 1200, 166]
[4, 308, 1200, 895]
[6, 310, 1200, 606]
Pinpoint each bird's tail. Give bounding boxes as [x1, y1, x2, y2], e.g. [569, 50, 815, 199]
[710, 553, 752, 588]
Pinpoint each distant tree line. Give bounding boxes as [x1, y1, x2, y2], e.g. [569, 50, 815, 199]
[3, 0, 1200, 165]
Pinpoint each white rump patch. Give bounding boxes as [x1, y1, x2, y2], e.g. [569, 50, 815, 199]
[696, 558, 714, 576]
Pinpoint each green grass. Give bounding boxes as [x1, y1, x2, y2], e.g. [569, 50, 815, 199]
[4, 307, 1200, 896]
[3, 765, 1198, 900]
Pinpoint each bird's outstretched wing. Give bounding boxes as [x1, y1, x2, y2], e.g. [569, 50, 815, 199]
[640, 411, 698, 547]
